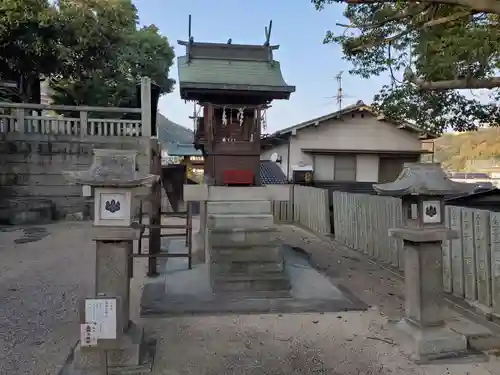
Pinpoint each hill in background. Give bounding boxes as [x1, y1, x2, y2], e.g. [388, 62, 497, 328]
[157, 113, 193, 144]
[434, 128, 500, 171]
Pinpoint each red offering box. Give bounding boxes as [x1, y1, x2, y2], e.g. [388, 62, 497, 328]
[223, 170, 254, 185]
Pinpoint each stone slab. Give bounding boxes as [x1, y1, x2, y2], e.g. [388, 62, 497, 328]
[207, 200, 271, 215]
[210, 246, 282, 263]
[183, 185, 291, 202]
[395, 319, 468, 363]
[210, 261, 284, 275]
[141, 245, 368, 316]
[208, 228, 280, 248]
[59, 338, 156, 375]
[61, 322, 156, 375]
[208, 214, 275, 230]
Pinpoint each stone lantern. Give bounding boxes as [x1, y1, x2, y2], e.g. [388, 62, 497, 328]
[63, 149, 158, 373]
[373, 163, 473, 362]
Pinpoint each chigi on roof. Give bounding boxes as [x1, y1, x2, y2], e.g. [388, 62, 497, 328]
[176, 16, 295, 102]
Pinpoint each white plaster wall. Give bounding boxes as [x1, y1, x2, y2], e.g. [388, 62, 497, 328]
[296, 113, 422, 152]
[260, 143, 289, 177]
[356, 154, 379, 182]
[263, 112, 423, 181]
[289, 137, 313, 171]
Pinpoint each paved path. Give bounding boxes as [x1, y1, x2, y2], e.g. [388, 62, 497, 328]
[1, 221, 499, 375]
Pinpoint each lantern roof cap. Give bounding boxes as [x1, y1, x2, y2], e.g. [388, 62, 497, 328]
[63, 151, 158, 188]
[373, 163, 474, 197]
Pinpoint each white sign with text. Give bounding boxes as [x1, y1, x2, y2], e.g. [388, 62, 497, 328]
[84, 298, 118, 340]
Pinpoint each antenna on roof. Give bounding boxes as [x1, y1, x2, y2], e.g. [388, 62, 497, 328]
[324, 71, 353, 110]
[264, 20, 272, 46]
[335, 71, 344, 110]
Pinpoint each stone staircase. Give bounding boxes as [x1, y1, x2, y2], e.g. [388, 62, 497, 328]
[206, 200, 291, 296]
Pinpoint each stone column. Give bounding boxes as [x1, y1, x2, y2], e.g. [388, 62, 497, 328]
[93, 227, 139, 332]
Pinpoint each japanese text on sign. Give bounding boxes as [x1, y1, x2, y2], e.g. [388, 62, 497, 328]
[84, 298, 117, 340]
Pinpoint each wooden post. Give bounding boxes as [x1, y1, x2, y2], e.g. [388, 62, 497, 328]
[147, 139, 162, 277]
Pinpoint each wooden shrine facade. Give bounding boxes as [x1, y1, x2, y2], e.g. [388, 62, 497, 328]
[179, 18, 295, 186]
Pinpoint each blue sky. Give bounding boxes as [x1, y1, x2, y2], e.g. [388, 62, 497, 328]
[134, 0, 389, 133]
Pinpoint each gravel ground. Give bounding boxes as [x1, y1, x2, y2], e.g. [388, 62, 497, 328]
[0, 222, 94, 375]
[147, 311, 497, 375]
[1, 221, 498, 375]
[0, 216, 192, 375]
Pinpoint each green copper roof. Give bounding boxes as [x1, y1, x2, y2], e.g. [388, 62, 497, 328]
[166, 142, 202, 157]
[177, 56, 295, 98]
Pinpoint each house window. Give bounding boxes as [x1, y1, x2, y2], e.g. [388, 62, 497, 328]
[334, 155, 356, 181]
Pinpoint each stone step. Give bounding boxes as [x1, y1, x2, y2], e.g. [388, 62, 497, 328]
[208, 214, 274, 231]
[210, 246, 282, 263]
[208, 228, 280, 248]
[212, 273, 291, 293]
[207, 200, 271, 215]
[222, 290, 292, 299]
[211, 260, 284, 275]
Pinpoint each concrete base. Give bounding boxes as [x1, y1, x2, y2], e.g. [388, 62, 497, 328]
[61, 322, 155, 375]
[141, 244, 368, 316]
[395, 318, 468, 363]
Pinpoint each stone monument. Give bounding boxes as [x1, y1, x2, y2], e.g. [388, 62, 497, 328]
[63, 149, 158, 374]
[373, 163, 473, 362]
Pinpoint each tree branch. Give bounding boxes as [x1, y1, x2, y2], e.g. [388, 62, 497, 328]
[410, 76, 500, 90]
[422, 10, 475, 27]
[336, 4, 428, 29]
[342, 0, 500, 15]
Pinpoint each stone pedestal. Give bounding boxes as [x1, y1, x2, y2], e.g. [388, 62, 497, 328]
[207, 200, 290, 294]
[391, 228, 467, 361]
[71, 227, 147, 373]
[184, 185, 292, 296]
[194, 200, 207, 263]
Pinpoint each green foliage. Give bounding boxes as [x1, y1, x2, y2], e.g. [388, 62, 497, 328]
[0, 0, 175, 107]
[312, 0, 500, 134]
[434, 128, 500, 171]
[0, 0, 61, 77]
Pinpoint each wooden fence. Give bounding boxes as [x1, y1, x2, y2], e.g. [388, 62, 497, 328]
[331, 191, 500, 317]
[271, 185, 331, 235]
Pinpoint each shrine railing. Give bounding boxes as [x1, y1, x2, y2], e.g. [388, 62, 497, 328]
[0, 77, 154, 138]
[0, 102, 146, 137]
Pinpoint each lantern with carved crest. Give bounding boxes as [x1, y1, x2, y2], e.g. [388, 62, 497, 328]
[373, 163, 472, 229]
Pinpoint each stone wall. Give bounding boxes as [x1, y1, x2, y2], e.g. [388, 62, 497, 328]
[0, 133, 151, 221]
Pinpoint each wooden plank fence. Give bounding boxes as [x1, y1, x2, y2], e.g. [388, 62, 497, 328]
[271, 185, 330, 235]
[331, 191, 500, 317]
